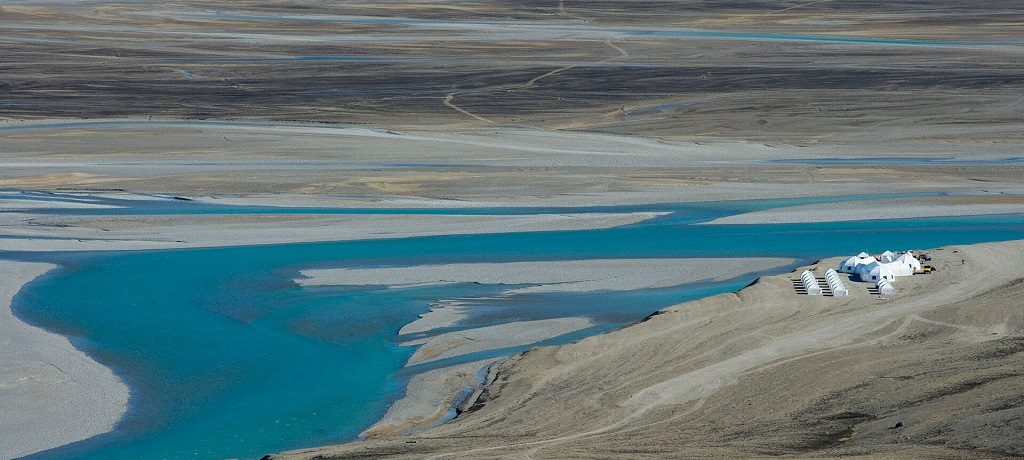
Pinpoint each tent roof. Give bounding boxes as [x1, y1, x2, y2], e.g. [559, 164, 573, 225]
[870, 264, 895, 275]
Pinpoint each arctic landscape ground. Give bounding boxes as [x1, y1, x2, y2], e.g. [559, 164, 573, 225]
[1, 0, 1022, 459]
[273, 239, 1024, 459]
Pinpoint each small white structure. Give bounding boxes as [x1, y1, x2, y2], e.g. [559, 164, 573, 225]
[877, 279, 895, 296]
[890, 252, 922, 276]
[801, 270, 821, 295]
[881, 250, 896, 263]
[839, 252, 875, 273]
[825, 269, 848, 297]
[861, 262, 895, 283]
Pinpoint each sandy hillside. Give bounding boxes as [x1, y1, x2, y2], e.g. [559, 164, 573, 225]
[271, 240, 1024, 459]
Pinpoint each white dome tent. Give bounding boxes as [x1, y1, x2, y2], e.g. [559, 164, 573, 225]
[839, 252, 875, 273]
[892, 252, 922, 276]
[801, 270, 821, 295]
[825, 269, 848, 297]
[862, 262, 895, 283]
[877, 279, 895, 296]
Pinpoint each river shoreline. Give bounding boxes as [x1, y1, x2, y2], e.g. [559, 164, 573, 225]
[5, 192, 1024, 458]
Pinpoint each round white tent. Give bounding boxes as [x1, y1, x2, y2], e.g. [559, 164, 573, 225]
[839, 256, 859, 273]
[801, 270, 822, 295]
[864, 264, 895, 282]
[825, 269, 848, 297]
[877, 279, 895, 295]
[840, 252, 876, 274]
[890, 253, 922, 276]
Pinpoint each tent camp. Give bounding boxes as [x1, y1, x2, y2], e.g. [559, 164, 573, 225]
[841, 250, 922, 282]
[839, 252, 876, 273]
[861, 262, 896, 282]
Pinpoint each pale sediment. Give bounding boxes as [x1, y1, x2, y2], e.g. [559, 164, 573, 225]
[0, 211, 667, 252]
[398, 300, 473, 335]
[297, 257, 795, 293]
[360, 359, 497, 439]
[0, 198, 120, 210]
[5, 120, 1024, 209]
[704, 199, 1024, 225]
[0, 260, 129, 459]
[401, 317, 596, 366]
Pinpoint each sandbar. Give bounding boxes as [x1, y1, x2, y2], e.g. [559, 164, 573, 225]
[401, 317, 595, 366]
[0, 211, 666, 252]
[298, 257, 795, 293]
[0, 260, 129, 459]
[705, 198, 1024, 225]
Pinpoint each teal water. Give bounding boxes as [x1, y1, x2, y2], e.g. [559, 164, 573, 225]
[178, 12, 1019, 47]
[10, 209, 1024, 460]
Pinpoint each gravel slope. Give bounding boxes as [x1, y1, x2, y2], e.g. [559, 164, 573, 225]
[271, 240, 1024, 459]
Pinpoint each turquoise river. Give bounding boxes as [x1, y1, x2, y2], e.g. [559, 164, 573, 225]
[7, 194, 1024, 460]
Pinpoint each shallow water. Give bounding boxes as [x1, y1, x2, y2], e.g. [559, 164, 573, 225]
[177, 11, 1019, 47]
[768, 156, 1024, 166]
[10, 205, 1024, 460]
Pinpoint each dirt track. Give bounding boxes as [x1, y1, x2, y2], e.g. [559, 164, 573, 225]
[2, 1, 1022, 140]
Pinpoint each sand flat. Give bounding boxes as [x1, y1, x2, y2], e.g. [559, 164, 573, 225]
[0, 198, 120, 210]
[399, 300, 473, 335]
[360, 359, 497, 439]
[4, 120, 1024, 204]
[401, 317, 595, 366]
[704, 199, 1024, 225]
[0, 260, 129, 459]
[0, 212, 666, 252]
[298, 258, 795, 292]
